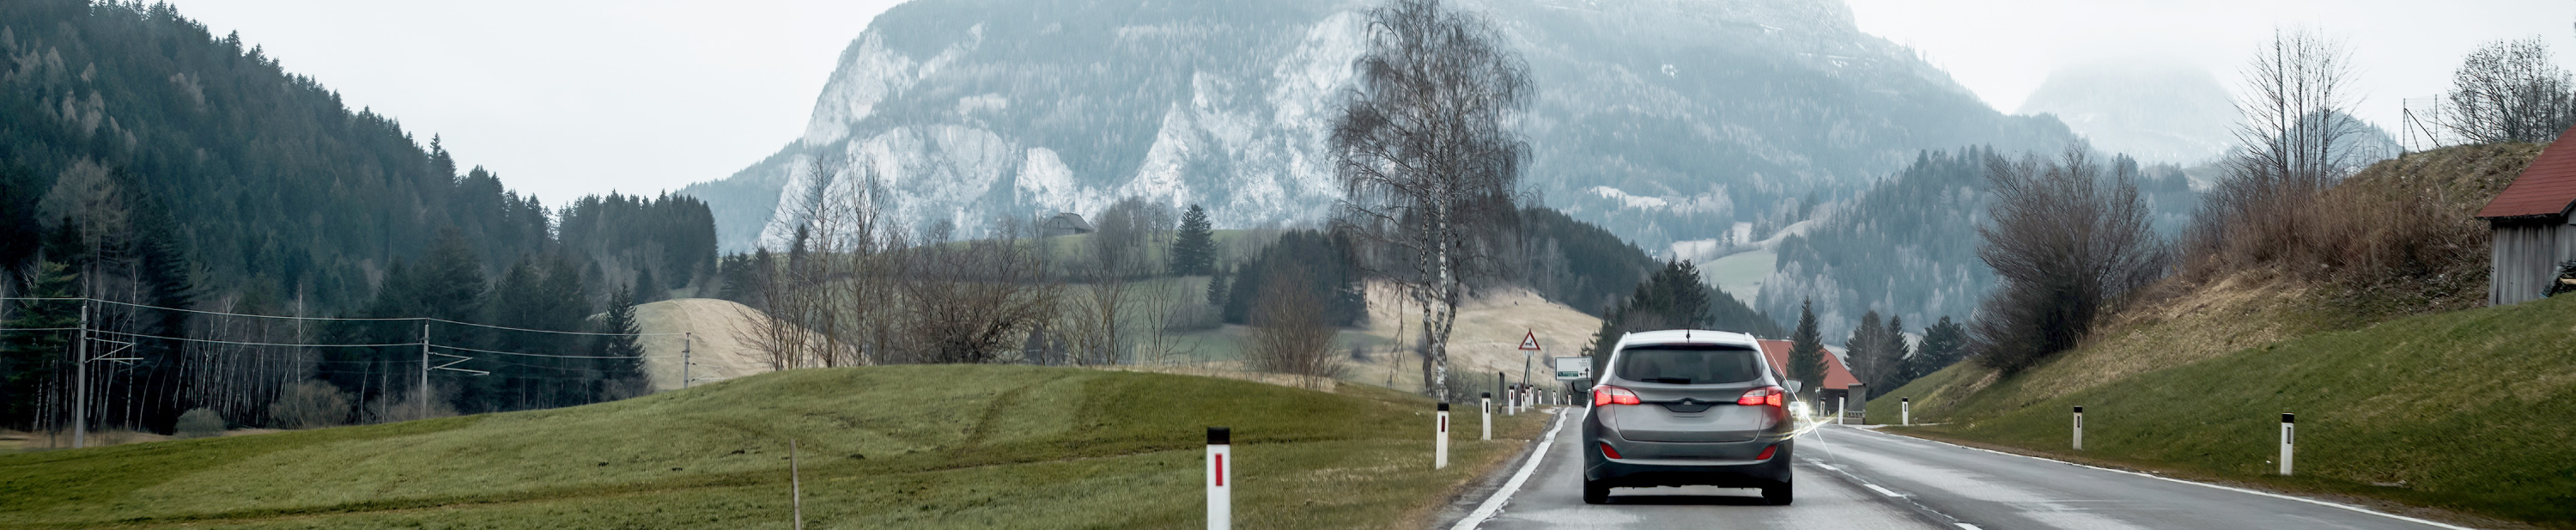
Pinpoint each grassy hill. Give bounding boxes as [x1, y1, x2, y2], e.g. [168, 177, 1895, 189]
[0, 365, 1551, 529]
[1867, 143, 2573, 527]
[1878, 294, 2576, 527]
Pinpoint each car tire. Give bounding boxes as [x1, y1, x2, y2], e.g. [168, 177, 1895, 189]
[1761, 480, 1794, 505]
[1583, 479, 1610, 504]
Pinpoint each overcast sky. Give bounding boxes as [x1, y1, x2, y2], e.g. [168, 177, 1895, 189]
[161, 0, 2574, 204]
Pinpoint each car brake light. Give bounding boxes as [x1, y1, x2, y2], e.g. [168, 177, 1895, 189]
[1593, 386, 1641, 406]
[1600, 442, 1623, 460]
[1757, 445, 1777, 460]
[1736, 386, 1784, 407]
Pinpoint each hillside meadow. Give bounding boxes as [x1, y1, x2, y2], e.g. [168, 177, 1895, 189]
[0, 365, 1552, 529]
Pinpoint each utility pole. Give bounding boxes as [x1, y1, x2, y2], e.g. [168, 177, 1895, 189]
[420, 320, 431, 421]
[71, 302, 88, 449]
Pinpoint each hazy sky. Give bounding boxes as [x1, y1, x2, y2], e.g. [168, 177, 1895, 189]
[157, 0, 908, 204]
[161, 0, 2574, 203]
[1846, 0, 2576, 129]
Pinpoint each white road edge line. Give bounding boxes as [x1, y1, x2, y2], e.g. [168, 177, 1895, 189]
[1862, 483, 1907, 497]
[1449, 408, 1571, 530]
[1955, 524, 1984, 530]
[1840, 425, 2482, 530]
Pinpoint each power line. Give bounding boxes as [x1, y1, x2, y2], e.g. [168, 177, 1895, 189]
[26, 297, 683, 338]
[86, 328, 419, 348]
[84, 298, 416, 322]
[426, 319, 688, 338]
[430, 344, 674, 360]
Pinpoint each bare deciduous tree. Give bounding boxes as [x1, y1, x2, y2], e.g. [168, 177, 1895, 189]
[268, 380, 349, 429]
[1246, 267, 1344, 387]
[2444, 37, 2576, 144]
[891, 221, 1060, 364]
[1972, 147, 2167, 374]
[1330, 0, 1531, 401]
[2184, 27, 2373, 277]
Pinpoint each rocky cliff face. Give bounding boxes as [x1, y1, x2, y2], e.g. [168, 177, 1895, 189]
[683, 0, 2074, 252]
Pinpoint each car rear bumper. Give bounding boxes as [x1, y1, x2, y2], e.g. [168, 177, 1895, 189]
[1584, 441, 1793, 487]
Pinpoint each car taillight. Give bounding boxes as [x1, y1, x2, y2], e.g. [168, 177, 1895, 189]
[1757, 445, 1777, 460]
[1736, 386, 1784, 407]
[1600, 442, 1624, 460]
[1593, 386, 1641, 406]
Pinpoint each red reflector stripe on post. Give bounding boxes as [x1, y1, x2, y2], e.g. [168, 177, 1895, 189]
[1214, 454, 1225, 486]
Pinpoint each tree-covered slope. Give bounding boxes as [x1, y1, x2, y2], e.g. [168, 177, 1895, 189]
[0, 1, 723, 433]
[1759, 147, 2196, 338]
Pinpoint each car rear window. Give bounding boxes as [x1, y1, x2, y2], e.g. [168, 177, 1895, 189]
[1614, 344, 1762, 385]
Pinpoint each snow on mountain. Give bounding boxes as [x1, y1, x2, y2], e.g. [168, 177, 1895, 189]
[682, 0, 2075, 252]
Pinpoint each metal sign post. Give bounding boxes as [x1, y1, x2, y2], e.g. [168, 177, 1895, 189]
[1517, 331, 1540, 416]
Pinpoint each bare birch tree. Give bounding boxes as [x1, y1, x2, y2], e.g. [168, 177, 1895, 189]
[1330, 0, 1530, 401]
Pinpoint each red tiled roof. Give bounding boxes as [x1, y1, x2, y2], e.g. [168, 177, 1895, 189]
[2477, 125, 2576, 219]
[1758, 339, 1860, 390]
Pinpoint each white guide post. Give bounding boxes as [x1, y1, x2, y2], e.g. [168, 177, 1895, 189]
[2279, 413, 2295, 476]
[1901, 398, 1911, 426]
[1480, 393, 1492, 441]
[1836, 396, 1845, 425]
[681, 332, 693, 389]
[2073, 406, 2085, 450]
[1436, 403, 1451, 469]
[1207, 427, 1231, 530]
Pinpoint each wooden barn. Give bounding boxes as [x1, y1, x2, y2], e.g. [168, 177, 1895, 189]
[2477, 129, 2576, 305]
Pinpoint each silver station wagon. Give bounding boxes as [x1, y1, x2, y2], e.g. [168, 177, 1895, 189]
[1580, 329, 1801, 505]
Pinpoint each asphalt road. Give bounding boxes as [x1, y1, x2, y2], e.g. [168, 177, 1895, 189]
[1461, 410, 2471, 530]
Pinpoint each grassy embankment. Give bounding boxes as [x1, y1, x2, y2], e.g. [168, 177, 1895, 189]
[1868, 143, 2574, 527]
[0, 365, 1552, 529]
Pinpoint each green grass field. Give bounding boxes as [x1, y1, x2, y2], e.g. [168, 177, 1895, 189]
[1872, 295, 2576, 527]
[0, 365, 1551, 529]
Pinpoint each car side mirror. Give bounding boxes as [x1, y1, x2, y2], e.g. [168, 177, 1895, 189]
[1783, 379, 1805, 395]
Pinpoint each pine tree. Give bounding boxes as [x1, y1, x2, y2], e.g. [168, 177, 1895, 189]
[1907, 316, 1969, 380]
[1846, 311, 1883, 392]
[633, 268, 660, 303]
[1170, 204, 1216, 275]
[1883, 314, 1911, 389]
[1205, 266, 1230, 307]
[1788, 299, 1827, 399]
[1, 261, 79, 427]
[596, 284, 647, 399]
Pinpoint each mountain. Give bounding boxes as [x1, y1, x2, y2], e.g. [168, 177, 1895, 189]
[2017, 59, 2238, 166]
[1757, 147, 2197, 340]
[681, 0, 2076, 253]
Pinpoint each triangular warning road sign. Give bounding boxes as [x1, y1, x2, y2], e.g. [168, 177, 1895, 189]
[1517, 331, 1540, 351]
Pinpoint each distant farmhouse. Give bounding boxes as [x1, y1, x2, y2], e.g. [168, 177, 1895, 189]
[1041, 212, 1095, 238]
[2478, 128, 2576, 305]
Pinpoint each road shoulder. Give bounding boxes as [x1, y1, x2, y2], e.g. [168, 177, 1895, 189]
[1863, 425, 2541, 530]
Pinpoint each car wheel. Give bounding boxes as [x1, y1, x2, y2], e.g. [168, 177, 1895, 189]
[1583, 479, 1610, 504]
[1761, 480, 1793, 505]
